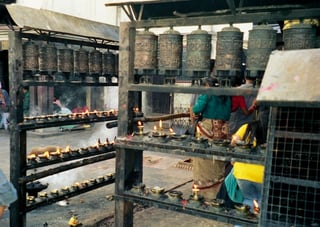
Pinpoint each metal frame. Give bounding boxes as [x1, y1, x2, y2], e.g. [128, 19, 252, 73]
[114, 5, 320, 227]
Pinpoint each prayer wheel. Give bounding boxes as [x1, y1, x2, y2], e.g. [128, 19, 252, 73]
[158, 27, 183, 71]
[102, 51, 116, 76]
[23, 41, 39, 72]
[215, 25, 243, 78]
[58, 47, 74, 73]
[89, 49, 102, 75]
[246, 24, 276, 79]
[283, 23, 316, 50]
[185, 26, 211, 72]
[39, 43, 57, 73]
[134, 29, 158, 70]
[74, 48, 89, 74]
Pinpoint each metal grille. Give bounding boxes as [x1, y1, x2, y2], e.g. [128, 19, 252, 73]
[262, 107, 320, 227]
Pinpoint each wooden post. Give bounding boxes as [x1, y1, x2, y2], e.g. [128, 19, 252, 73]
[9, 31, 27, 227]
[114, 21, 142, 227]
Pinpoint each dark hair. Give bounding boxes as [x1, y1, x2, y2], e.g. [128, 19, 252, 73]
[243, 120, 266, 145]
[202, 77, 219, 87]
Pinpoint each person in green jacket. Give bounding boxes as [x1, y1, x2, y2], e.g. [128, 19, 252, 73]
[22, 86, 30, 117]
[191, 77, 231, 200]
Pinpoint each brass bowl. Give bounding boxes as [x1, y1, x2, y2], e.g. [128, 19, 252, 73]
[151, 186, 165, 194]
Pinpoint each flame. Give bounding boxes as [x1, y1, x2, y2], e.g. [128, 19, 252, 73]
[159, 120, 162, 129]
[253, 200, 259, 208]
[138, 121, 142, 126]
[196, 126, 200, 133]
[64, 145, 71, 152]
[27, 154, 36, 160]
[154, 125, 157, 131]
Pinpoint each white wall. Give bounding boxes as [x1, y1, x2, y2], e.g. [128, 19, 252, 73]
[16, 0, 127, 25]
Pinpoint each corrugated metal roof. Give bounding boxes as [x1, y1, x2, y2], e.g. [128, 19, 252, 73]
[257, 49, 320, 107]
[5, 4, 119, 42]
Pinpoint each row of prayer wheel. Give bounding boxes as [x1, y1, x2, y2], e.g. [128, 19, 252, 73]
[23, 42, 118, 76]
[134, 26, 211, 74]
[134, 22, 318, 82]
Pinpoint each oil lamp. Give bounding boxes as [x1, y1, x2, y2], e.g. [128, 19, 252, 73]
[159, 120, 163, 135]
[137, 121, 144, 134]
[195, 126, 201, 139]
[253, 200, 260, 214]
[192, 184, 200, 200]
[169, 128, 176, 136]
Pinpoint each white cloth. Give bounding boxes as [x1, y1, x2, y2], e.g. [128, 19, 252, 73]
[0, 169, 17, 207]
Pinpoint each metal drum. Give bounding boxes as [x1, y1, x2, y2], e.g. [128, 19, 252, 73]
[215, 25, 243, 83]
[134, 29, 158, 71]
[23, 41, 39, 72]
[74, 48, 89, 74]
[89, 49, 102, 76]
[158, 27, 183, 72]
[246, 24, 276, 80]
[39, 44, 57, 73]
[58, 47, 74, 73]
[283, 23, 316, 50]
[102, 51, 116, 76]
[185, 27, 211, 73]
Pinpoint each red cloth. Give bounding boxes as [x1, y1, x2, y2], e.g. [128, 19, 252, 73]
[231, 96, 247, 112]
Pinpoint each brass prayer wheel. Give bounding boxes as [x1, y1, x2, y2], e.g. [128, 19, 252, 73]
[246, 24, 276, 78]
[134, 29, 158, 70]
[39, 43, 57, 73]
[215, 25, 243, 77]
[283, 23, 316, 50]
[158, 27, 183, 71]
[185, 26, 211, 72]
[74, 48, 89, 74]
[23, 41, 39, 71]
[58, 47, 74, 73]
[102, 51, 116, 76]
[89, 49, 102, 75]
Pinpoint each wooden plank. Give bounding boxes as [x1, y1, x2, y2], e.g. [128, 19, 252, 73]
[105, 0, 190, 6]
[131, 7, 320, 28]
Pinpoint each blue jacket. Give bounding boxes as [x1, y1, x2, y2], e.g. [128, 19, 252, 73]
[192, 94, 231, 120]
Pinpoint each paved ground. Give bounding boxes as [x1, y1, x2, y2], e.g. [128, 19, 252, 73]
[0, 123, 233, 227]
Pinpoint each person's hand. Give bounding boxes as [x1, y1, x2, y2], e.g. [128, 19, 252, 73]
[53, 99, 62, 108]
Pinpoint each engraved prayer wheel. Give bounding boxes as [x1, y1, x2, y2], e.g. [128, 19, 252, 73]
[246, 24, 276, 78]
[283, 23, 316, 50]
[102, 51, 116, 76]
[58, 47, 74, 73]
[158, 27, 183, 71]
[134, 29, 158, 70]
[74, 48, 89, 74]
[89, 49, 102, 75]
[39, 43, 57, 73]
[215, 25, 243, 78]
[185, 27, 211, 72]
[23, 41, 39, 71]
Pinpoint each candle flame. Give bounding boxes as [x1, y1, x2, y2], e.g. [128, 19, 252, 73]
[154, 125, 157, 131]
[159, 120, 162, 128]
[138, 121, 142, 126]
[169, 128, 174, 133]
[253, 200, 259, 208]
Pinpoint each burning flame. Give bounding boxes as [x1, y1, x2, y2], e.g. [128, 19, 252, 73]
[64, 145, 71, 153]
[159, 120, 162, 129]
[169, 128, 175, 135]
[27, 154, 36, 160]
[137, 121, 143, 126]
[253, 200, 260, 214]
[154, 125, 157, 131]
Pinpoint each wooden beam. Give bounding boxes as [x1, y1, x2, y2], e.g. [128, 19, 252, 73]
[105, 0, 191, 6]
[131, 7, 320, 28]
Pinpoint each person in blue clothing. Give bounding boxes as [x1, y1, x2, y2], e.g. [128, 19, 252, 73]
[191, 77, 231, 200]
[0, 87, 10, 130]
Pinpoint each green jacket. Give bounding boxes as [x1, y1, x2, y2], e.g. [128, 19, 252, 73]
[192, 94, 231, 120]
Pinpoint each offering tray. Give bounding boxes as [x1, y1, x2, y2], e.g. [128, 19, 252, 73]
[213, 139, 230, 147]
[169, 134, 188, 140]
